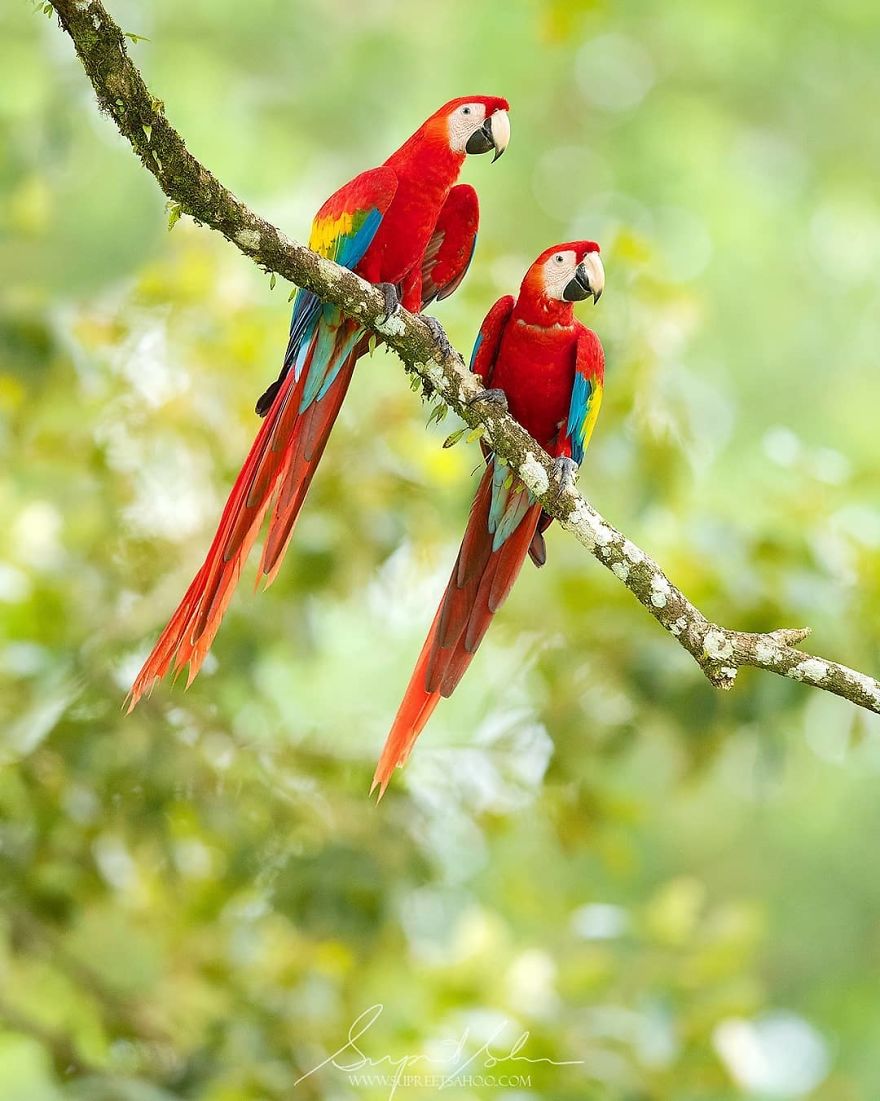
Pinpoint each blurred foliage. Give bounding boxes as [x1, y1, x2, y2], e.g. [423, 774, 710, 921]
[2, 0, 880, 1098]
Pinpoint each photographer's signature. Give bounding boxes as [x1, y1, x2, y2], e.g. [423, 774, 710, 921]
[294, 1003, 583, 1097]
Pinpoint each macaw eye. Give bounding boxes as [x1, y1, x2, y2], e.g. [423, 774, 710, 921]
[461, 106, 472, 115]
[555, 255, 564, 264]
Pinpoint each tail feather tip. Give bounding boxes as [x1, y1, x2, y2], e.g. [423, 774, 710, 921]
[370, 769, 390, 802]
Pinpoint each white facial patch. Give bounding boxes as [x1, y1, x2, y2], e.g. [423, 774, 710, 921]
[542, 250, 579, 299]
[447, 102, 487, 153]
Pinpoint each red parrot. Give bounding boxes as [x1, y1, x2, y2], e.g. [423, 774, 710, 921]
[127, 96, 511, 709]
[372, 242, 606, 796]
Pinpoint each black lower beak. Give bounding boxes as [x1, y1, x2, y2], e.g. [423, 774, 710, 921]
[465, 118, 502, 160]
[563, 263, 594, 303]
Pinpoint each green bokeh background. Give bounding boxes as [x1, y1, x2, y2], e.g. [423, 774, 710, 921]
[2, 1, 880, 1098]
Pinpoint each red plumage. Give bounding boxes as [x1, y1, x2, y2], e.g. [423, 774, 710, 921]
[373, 468, 541, 787]
[127, 96, 509, 710]
[373, 242, 605, 796]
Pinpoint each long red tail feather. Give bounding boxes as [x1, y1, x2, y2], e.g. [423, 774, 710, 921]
[372, 466, 541, 796]
[127, 323, 360, 711]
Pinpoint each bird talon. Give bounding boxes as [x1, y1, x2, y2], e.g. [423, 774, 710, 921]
[376, 282, 401, 326]
[467, 387, 508, 412]
[419, 314, 454, 358]
[553, 456, 579, 489]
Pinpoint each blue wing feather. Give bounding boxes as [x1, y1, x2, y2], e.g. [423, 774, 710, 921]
[468, 331, 484, 371]
[566, 373, 593, 466]
[564, 329, 605, 466]
[284, 202, 389, 376]
[268, 167, 398, 419]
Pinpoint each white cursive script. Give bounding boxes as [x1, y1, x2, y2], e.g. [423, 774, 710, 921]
[294, 1003, 584, 1099]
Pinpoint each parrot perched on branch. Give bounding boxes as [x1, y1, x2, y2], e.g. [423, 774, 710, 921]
[127, 96, 511, 710]
[372, 242, 606, 796]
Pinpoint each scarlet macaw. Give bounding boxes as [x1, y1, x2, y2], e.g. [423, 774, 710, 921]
[128, 96, 511, 709]
[372, 242, 605, 796]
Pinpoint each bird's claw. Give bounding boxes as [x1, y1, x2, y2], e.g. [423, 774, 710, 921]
[419, 314, 454, 358]
[467, 387, 508, 412]
[553, 456, 579, 490]
[376, 282, 401, 326]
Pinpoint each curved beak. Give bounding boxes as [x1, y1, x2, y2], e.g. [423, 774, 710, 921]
[465, 108, 511, 162]
[563, 251, 605, 304]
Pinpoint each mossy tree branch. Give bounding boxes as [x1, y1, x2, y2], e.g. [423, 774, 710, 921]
[48, 0, 880, 716]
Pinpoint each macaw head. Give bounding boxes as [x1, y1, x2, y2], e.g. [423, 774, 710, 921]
[427, 96, 511, 162]
[526, 241, 605, 305]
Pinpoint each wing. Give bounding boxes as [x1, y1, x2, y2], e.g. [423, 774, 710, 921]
[308, 166, 397, 266]
[257, 166, 398, 415]
[564, 325, 605, 466]
[529, 326, 605, 569]
[469, 294, 515, 385]
[420, 184, 480, 306]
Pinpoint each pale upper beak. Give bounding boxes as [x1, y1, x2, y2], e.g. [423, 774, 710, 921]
[582, 251, 604, 302]
[488, 109, 510, 162]
[464, 109, 511, 162]
[563, 251, 605, 304]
